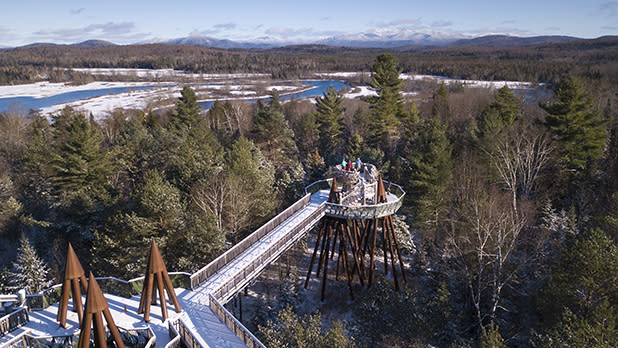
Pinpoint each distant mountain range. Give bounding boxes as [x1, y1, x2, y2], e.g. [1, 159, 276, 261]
[3, 34, 607, 50]
[132, 34, 588, 49]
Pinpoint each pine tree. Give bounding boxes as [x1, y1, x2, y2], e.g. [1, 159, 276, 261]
[11, 235, 52, 293]
[480, 322, 506, 348]
[405, 119, 453, 232]
[539, 228, 618, 328]
[170, 86, 201, 130]
[368, 54, 406, 152]
[51, 111, 111, 197]
[478, 86, 520, 138]
[315, 86, 345, 158]
[542, 76, 607, 174]
[431, 82, 450, 121]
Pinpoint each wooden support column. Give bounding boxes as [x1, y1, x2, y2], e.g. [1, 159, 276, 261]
[77, 272, 125, 348]
[57, 243, 88, 328]
[138, 240, 182, 322]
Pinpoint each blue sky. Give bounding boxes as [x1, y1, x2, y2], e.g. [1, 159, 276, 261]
[1, 0, 616, 46]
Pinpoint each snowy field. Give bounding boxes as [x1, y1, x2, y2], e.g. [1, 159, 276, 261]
[316, 71, 540, 89]
[0, 69, 541, 119]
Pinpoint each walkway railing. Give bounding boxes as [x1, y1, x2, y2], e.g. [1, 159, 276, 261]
[1, 331, 30, 348]
[209, 295, 265, 348]
[169, 318, 205, 348]
[210, 202, 325, 304]
[190, 194, 313, 290]
[0, 308, 28, 337]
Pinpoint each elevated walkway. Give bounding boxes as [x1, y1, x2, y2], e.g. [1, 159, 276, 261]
[177, 190, 328, 347]
[2, 174, 405, 348]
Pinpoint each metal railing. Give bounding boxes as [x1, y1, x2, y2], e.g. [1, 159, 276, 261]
[0, 308, 28, 337]
[209, 295, 265, 348]
[190, 194, 313, 289]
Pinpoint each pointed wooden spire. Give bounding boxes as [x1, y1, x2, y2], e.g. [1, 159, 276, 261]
[376, 175, 387, 203]
[138, 239, 182, 322]
[77, 272, 125, 348]
[328, 177, 340, 203]
[57, 243, 88, 328]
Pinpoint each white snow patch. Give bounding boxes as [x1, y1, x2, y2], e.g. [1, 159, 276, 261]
[315, 72, 364, 78]
[343, 86, 378, 99]
[0, 81, 166, 98]
[400, 73, 536, 89]
[72, 68, 270, 80]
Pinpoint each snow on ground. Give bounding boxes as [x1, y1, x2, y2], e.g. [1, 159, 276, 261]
[39, 86, 182, 118]
[315, 72, 365, 78]
[0, 81, 167, 98]
[400, 73, 537, 89]
[72, 68, 270, 80]
[3, 290, 184, 347]
[343, 86, 378, 99]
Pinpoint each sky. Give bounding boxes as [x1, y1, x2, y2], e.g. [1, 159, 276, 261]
[0, 0, 616, 47]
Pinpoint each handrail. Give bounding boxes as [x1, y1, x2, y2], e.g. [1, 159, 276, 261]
[209, 295, 266, 348]
[304, 178, 333, 195]
[325, 181, 406, 220]
[210, 202, 325, 304]
[169, 317, 205, 348]
[22, 272, 192, 311]
[0, 307, 29, 337]
[165, 320, 182, 348]
[190, 194, 312, 289]
[1, 330, 31, 348]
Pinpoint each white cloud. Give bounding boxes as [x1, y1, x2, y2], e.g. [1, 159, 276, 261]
[31, 22, 148, 44]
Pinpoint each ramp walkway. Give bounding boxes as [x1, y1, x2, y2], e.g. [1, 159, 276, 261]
[175, 190, 329, 347]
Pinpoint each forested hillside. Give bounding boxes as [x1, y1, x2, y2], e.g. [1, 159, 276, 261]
[1, 36, 617, 83]
[1, 41, 618, 347]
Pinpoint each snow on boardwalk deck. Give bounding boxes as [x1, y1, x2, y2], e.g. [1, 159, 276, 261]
[178, 190, 329, 348]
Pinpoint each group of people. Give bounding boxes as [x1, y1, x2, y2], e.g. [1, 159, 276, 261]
[341, 157, 362, 172]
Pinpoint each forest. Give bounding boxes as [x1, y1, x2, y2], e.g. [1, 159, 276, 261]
[1, 38, 618, 347]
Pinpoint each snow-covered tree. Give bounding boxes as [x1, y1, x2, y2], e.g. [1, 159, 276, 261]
[11, 235, 52, 293]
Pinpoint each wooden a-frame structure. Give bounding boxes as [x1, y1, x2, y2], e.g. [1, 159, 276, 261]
[77, 272, 125, 348]
[305, 176, 407, 301]
[137, 239, 182, 322]
[57, 242, 88, 328]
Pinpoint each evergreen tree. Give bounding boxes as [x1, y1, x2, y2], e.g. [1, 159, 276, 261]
[542, 227, 618, 317]
[542, 76, 607, 175]
[258, 306, 351, 348]
[431, 82, 450, 121]
[51, 111, 111, 197]
[480, 322, 506, 348]
[478, 86, 520, 138]
[226, 136, 275, 240]
[345, 133, 363, 161]
[368, 54, 406, 152]
[405, 119, 453, 232]
[11, 235, 52, 293]
[170, 86, 201, 130]
[315, 86, 345, 158]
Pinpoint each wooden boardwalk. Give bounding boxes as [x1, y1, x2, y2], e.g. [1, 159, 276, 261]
[177, 190, 329, 347]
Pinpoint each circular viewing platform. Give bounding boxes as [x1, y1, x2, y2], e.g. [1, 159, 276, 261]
[305, 163, 405, 220]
